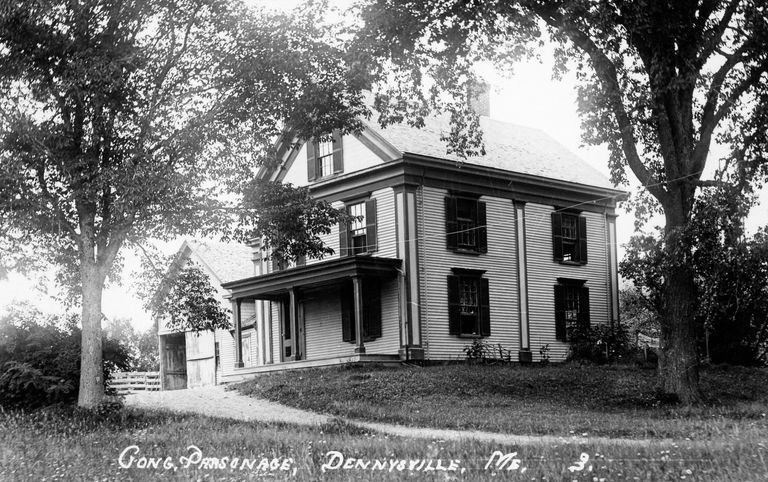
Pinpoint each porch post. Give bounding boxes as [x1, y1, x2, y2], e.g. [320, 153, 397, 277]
[352, 275, 366, 354]
[233, 298, 244, 368]
[288, 288, 299, 360]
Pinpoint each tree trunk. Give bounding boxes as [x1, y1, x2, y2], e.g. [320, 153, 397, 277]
[658, 206, 702, 404]
[78, 262, 106, 408]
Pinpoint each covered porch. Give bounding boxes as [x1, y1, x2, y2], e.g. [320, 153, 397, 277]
[221, 256, 403, 374]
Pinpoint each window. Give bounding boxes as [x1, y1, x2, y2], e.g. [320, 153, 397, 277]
[341, 279, 382, 342]
[339, 199, 377, 256]
[445, 195, 487, 253]
[448, 269, 490, 337]
[307, 131, 343, 181]
[552, 212, 588, 264]
[316, 139, 334, 178]
[554, 278, 590, 341]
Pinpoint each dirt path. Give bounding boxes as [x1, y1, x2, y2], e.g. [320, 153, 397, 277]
[125, 386, 693, 447]
[125, 385, 330, 425]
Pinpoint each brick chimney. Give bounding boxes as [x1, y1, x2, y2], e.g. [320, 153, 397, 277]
[468, 81, 490, 117]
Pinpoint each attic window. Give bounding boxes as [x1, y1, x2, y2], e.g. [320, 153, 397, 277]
[307, 131, 343, 181]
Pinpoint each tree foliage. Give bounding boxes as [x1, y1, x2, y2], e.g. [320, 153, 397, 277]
[622, 190, 768, 366]
[352, 0, 768, 402]
[0, 0, 368, 406]
[151, 262, 230, 334]
[239, 179, 355, 262]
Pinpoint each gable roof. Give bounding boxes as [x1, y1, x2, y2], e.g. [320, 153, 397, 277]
[363, 114, 614, 189]
[151, 239, 253, 312]
[183, 239, 253, 285]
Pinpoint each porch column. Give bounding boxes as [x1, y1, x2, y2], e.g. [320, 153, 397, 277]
[288, 288, 299, 360]
[233, 299, 244, 368]
[352, 275, 366, 354]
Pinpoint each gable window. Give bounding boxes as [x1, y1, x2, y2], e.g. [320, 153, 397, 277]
[339, 199, 377, 256]
[307, 131, 343, 181]
[445, 195, 487, 253]
[551, 211, 588, 264]
[554, 278, 590, 341]
[448, 268, 490, 337]
[341, 279, 382, 342]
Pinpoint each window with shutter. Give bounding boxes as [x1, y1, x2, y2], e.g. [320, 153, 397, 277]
[445, 195, 487, 253]
[554, 278, 589, 342]
[340, 198, 377, 256]
[447, 269, 490, 337]
[552, 212, 588, 264]
[307, 130, 343, 182]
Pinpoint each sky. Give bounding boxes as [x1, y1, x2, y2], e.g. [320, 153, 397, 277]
[1, 0, 766, 330]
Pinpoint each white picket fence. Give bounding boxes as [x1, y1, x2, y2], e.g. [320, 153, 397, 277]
[111, 371, 161, 394]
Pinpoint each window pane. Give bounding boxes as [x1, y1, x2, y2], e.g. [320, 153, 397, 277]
[316, 140, 334, 177]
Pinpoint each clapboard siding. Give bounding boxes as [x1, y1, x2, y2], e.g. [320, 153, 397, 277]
[304, 188, 397, 266]
[524, 203, 609, 361]
[303, 287, 351, 359]
[303, 279, 400, 359]
[215, 327, 234, 378]
[417, 186, 519, 360]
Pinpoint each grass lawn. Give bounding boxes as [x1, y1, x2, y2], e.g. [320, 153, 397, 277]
[235, 363, 768, 440]
[2, 404, 767, 481]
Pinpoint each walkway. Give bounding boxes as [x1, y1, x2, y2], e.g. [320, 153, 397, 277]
[124, 385, 692, 447]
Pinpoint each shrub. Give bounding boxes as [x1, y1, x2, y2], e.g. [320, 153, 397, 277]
[0, 361, 75, 408]
[566, 323, 633, 364]
[0, 305, 131, 408]
[463, 340, 513, 364]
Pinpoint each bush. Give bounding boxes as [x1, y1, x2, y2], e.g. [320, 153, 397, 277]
[0, 305, 131, 408]
[566, 323, 634, 364]
[0, 361, 75, 408]
[463, 340, 514, 364]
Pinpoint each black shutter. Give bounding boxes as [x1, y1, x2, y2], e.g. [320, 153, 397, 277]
[271, 256, 280, 272]
[477, 201, 488, 253]
[479, 277, 491, 336]
[307, 139, 317, 181]
[341, 283, 355, 342]
[578, 215, 588, 263]
[332, 130, 343, 173]
[296, 255, 306, 267]
[363, 280, 382, 339]
[554, 284, 566, 341]
[578, 286, 590, 330]
[445, 197, 458, 250]
[365, 199, 377, 253]
[551, 212, 563, 261]
[339, 216, 349, 257]
[447, 275, 461, 335]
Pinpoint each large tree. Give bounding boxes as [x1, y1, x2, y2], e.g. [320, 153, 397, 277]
[351, 0, 768, 402]
[0, 0, 367, 407]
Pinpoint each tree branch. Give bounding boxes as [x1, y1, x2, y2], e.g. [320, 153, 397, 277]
[532, 5, 667, 203]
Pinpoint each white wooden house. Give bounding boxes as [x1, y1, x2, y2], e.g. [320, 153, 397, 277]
[215, 111, 626, 383]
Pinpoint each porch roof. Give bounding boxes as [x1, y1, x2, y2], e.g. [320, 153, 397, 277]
[221, 255, 402, 300]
